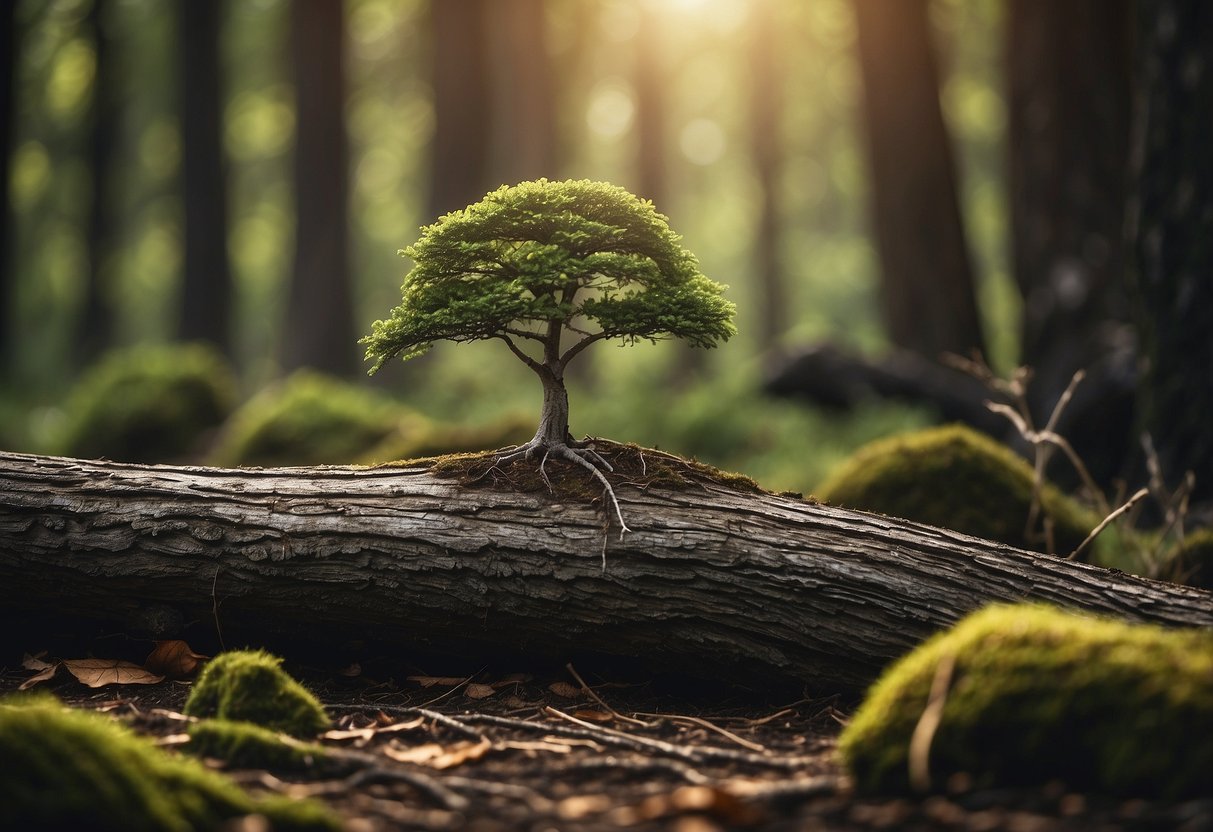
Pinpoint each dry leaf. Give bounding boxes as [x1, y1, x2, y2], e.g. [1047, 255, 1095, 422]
[548, 681, 581, 698]
[18, 663, 59, 690]
[465, 683, 496, 700]
[500, 739, 574, 755]
[22, 652, 54, 672]
[144, 640, 208, 679]
[383, 738, 491, 769]
[63, 658, 164, 688]
[571, 709, 613, 723]
[557, 794, 613, 820]
[323, 727, 378, 744]
[339, 662, 362, 677]
[378, 717, 425, 734]
[407, 675, 468, 688]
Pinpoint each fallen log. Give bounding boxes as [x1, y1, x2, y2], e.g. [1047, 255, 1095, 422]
[1, 448, 1210, 693]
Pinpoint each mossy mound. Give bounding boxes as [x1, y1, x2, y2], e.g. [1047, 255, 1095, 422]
[187, 719, 327, 771]
[817, 424, 1095, 555]
[208, 370, 421, 466]
[184, 650, 329, 738]
[0, 698, 337, 831]
[838, 604, 1213, 799]
[1169, 528, 1213, 589]
[55, 343, 237, 463]
[359, 412, 534, 464]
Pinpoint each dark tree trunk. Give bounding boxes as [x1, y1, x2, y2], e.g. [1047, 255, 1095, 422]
[78, 0, 120, 366]
[749, 0, 786, 352]
[852, 0, 985, 360]
[532, 370, 571, 446]
[282, 0, 356, 377]
[0, 0, 15, 378]
[428, 0, 493, 219]
[489, 0, 558, 184]
[1006, 0, 1134, 404]
[1, 451, 1210, 693]
[177, 0, 233, 355]
[1128, 0, 1213, 502]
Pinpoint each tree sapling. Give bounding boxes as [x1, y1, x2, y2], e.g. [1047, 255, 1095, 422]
[362, 179, 736, 531]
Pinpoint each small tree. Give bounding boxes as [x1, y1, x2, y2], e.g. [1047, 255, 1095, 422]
[362, 179, 737, 528]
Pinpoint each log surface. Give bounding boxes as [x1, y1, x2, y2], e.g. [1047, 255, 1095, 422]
[1, 450, 1210, 692]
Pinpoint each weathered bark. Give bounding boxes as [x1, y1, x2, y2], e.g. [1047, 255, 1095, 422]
[3, 451, 1211, 693]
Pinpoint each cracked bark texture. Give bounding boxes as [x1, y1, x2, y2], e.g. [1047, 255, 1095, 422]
[1, 451, 1211, 693]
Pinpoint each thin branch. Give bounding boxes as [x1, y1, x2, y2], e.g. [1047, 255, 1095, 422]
[1069, 488, 1150, 562]
[497, 334, 545, 374]
[559, 330, 609, 368]
[565, 662, 651, 727]
[908, 651, 956, 793]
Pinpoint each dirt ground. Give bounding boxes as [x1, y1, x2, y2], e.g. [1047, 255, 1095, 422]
[3, 653, 1211, 832]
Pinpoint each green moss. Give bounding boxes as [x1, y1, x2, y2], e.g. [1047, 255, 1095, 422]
[184, 650, 329, 738]
[55, 343, 237, 463]
[359, 412, 534, 464]
[1167, 528, 1213, 589]
[187, 719, 327, 771]
[839, 604, 1213, 799]
[0, 698, 337, 831]
[817, 425, 1096, 555]
[208, 370, 421, 466]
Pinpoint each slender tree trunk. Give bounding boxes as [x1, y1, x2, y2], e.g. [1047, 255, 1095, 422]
[428, 0, 493, 219]
[0, 0, 15, 379]
[852, 0, 985, 360]
[749, 0, 786, 352]
[532, 369, 571, 446]
[78, 0, 119, 366]
[282, 0, 356, 376]
[177, 0, 233, 355]
[1128, 0, 1213, 502]
[2, 451, 1210, 693]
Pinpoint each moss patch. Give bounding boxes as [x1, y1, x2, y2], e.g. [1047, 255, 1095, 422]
[817, 424, 1096, 555]
[55, 343, 237, 463]
[424, 438, 765, 503]
[0, 697, 337, 831]
[209, 370, 421, 466]
[838, 604, 1213, 799]
[184, 650, 329, 738]
[187, 719, 327, 771]
[359, 412, 534, 464]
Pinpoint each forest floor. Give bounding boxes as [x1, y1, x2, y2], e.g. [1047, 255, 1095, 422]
[3, 656, 1211, 832]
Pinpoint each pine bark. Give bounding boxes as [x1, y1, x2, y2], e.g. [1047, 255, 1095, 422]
[2, 451, 1210, 693]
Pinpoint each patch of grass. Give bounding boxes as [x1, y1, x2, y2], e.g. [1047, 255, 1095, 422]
[839, 604, 1213, 799]
[184, 650, 329, 738]
[817, 424, 1098, 555]
[0, 696, 337, 831]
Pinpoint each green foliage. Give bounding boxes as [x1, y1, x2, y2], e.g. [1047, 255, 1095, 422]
[817, 424, 1096, 555]
[362, 179, 736, 372]
[208, 370, 420, 466]
[0, 697, 337, 831]
[54, 343, 237, 463]
[186, 719, 327, 771]
[183, 650, 330, 738]
[838, 604, 1213, 799]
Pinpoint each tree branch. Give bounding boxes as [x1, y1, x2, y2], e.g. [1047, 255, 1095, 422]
[497, 334, 545, 374]
[559, 331, 609, 368]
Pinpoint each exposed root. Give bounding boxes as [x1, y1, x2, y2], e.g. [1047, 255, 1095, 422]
[493, 439, 631, 541]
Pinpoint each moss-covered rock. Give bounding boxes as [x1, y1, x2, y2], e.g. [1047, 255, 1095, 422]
[55, 343, 237, 463]
[184, 650, 329, 738]
[0, 697, 337, 831]
[838, 604, 1213, 799]
[187, 719, 327, 771]
[817, 424, 1095, 555]
[209, 370, 421, 466]
[1168, 528, 1213, 590]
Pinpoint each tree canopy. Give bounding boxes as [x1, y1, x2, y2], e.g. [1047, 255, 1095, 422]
[361, 179, 736, 375]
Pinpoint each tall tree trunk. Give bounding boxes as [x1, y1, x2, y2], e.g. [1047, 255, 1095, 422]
[1128, 0, 1213, 503]
[428, 0, 493, 219]
[749, 0, 786, 353]
[852, 0, 985, 360]
[78, 0, 120, 366]
[0, 0, 15, 379]
[1006, 0, 1134, 392]
[177, 0, 233, 356]
[489, 0, 558, 184]
[1, 450, 1210, 692]
[282, 0, 356, 376]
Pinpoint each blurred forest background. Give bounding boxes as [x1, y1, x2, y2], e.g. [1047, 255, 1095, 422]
[0, 0, 1208, 501]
